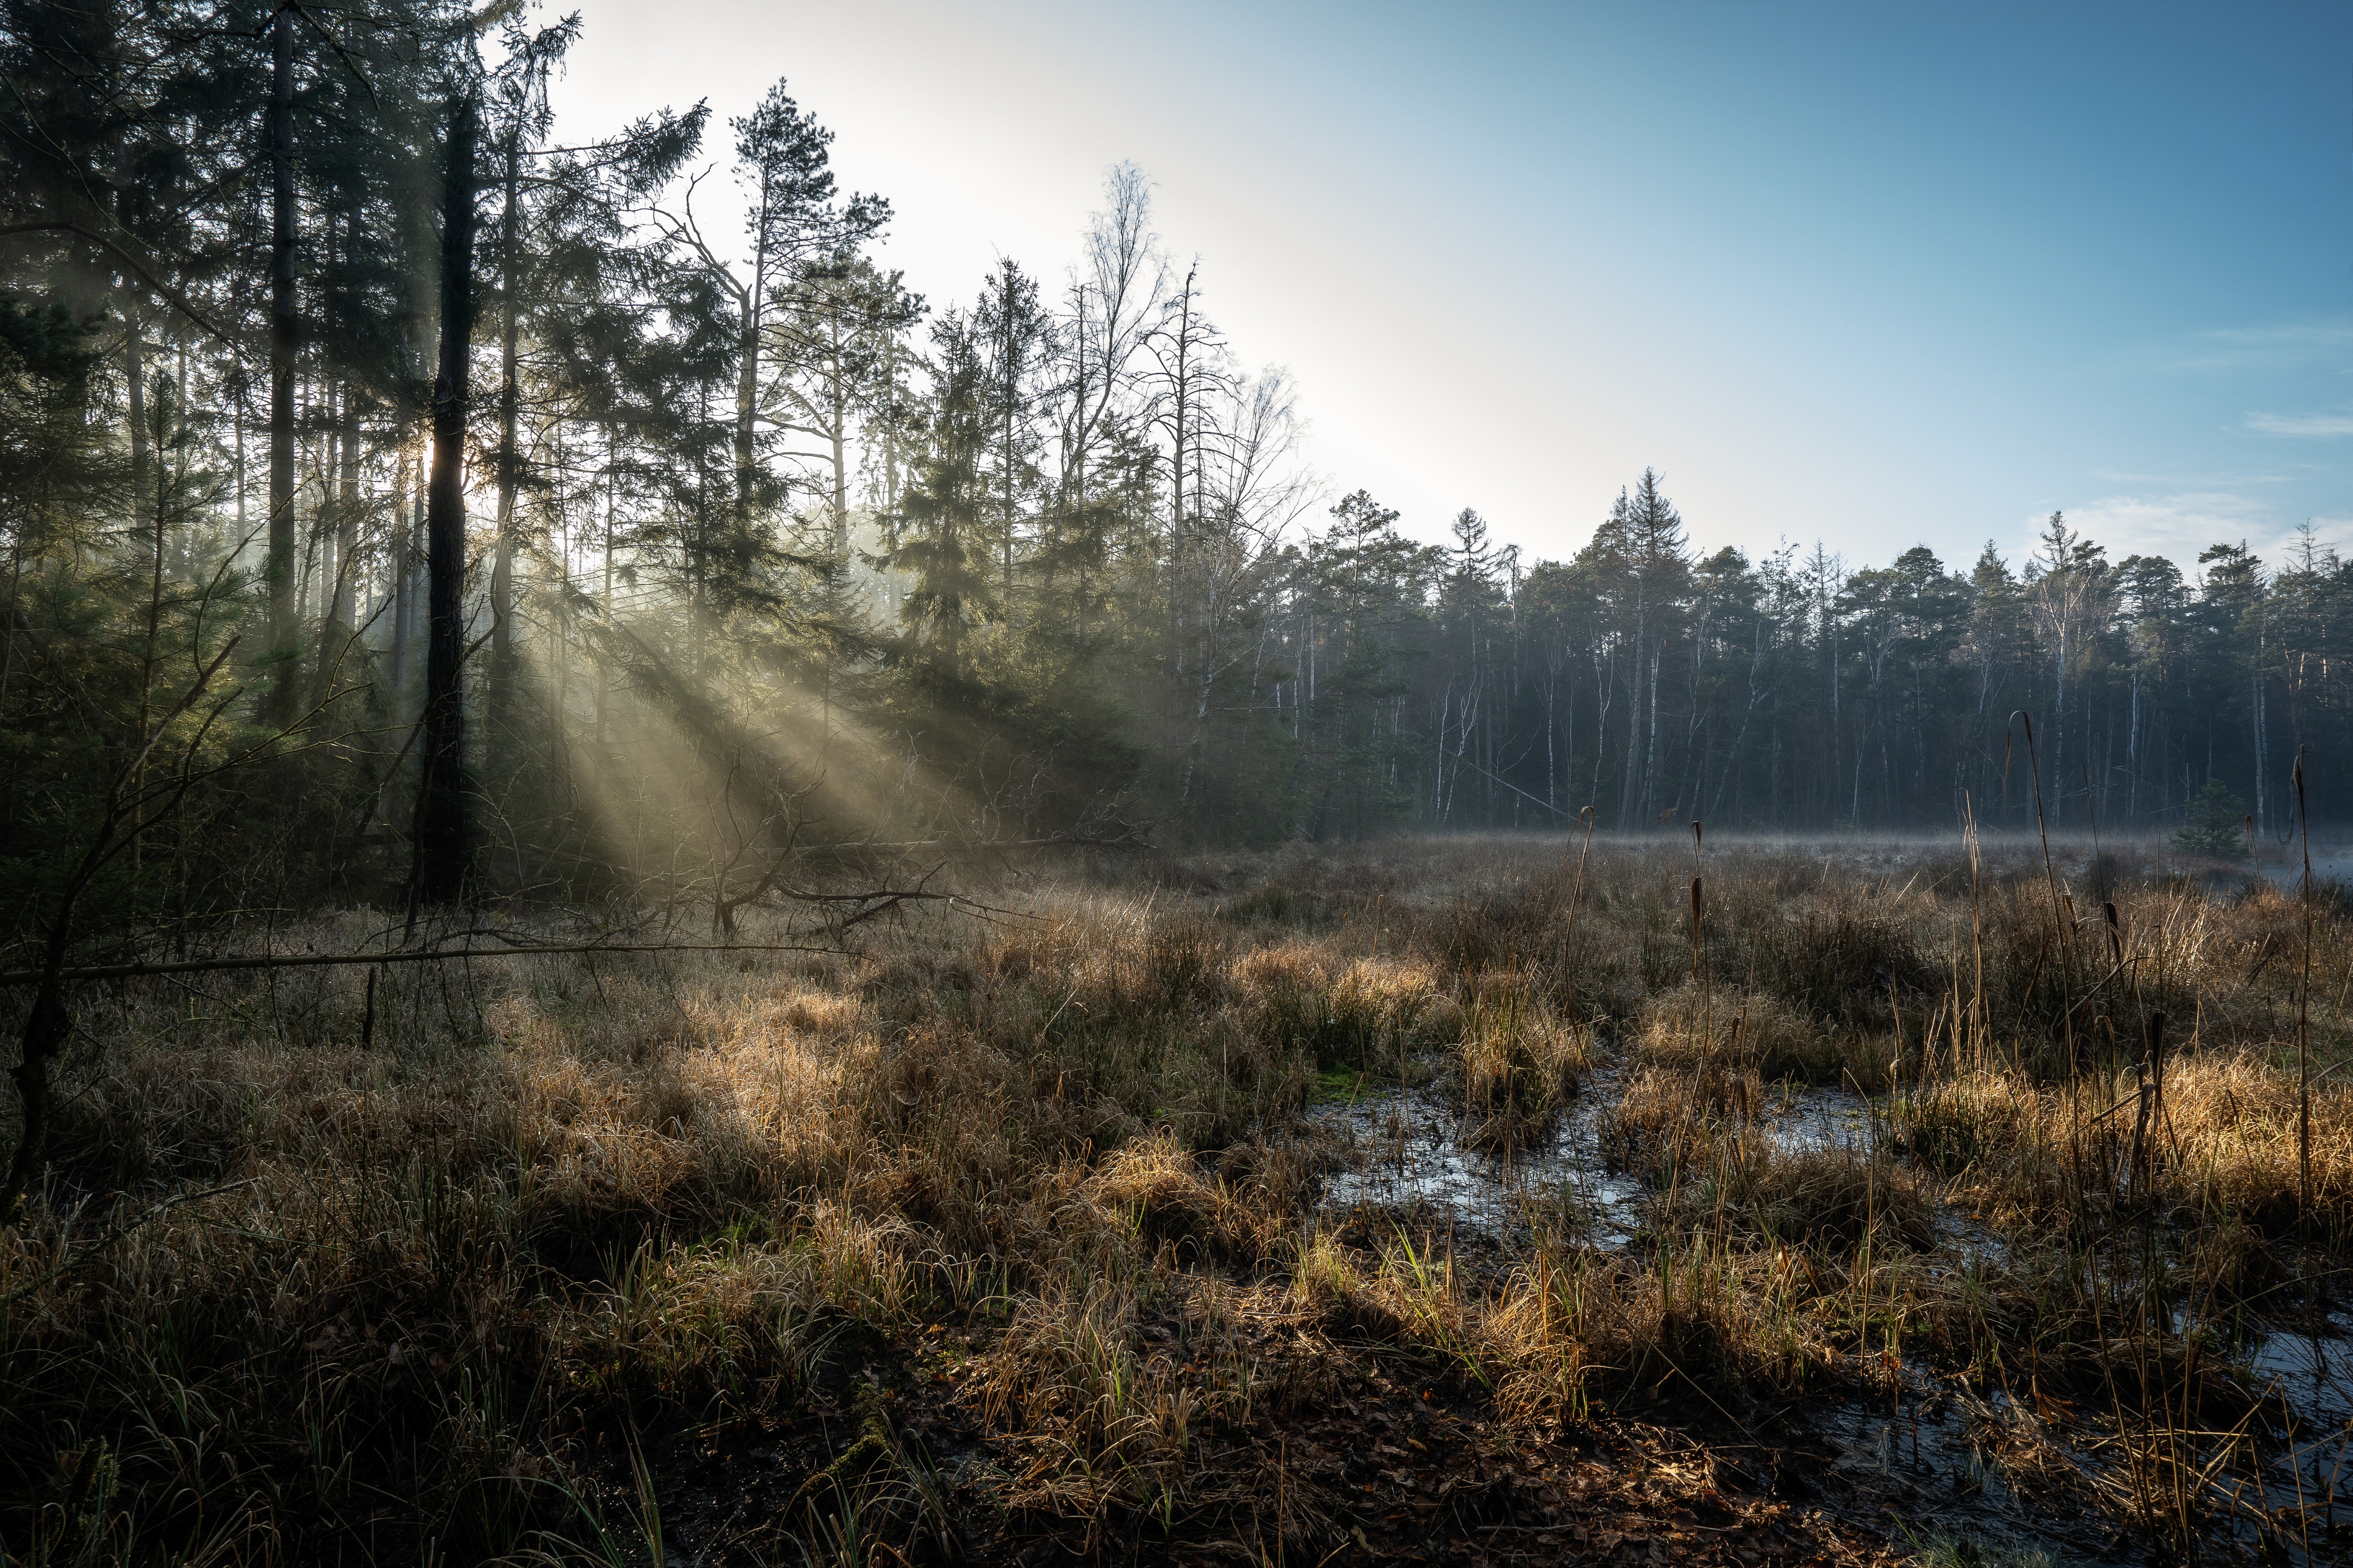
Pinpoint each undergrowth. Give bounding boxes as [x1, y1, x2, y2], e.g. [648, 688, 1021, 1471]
[0, 833, 2346, 1564]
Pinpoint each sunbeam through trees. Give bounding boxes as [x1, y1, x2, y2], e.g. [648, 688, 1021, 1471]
[5, 5, 2353, 1565]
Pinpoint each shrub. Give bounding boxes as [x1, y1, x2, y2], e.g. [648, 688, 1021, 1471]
[2170, 778, 2248, 856]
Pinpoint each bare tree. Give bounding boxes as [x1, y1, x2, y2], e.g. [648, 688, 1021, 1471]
[1055, 162, 1164, 519]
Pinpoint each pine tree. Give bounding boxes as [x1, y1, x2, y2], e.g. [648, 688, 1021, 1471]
[661, 78, 886, 537]
[890, 311, 992, 693]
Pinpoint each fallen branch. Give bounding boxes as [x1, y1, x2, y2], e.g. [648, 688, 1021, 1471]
[0, 938, 849, 988]
[1, 1178, 260, 1309]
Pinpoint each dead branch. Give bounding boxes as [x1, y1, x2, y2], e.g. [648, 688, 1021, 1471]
[0, 938, 850, 988]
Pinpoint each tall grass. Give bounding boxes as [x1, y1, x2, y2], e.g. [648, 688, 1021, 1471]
[0, 831, 2346, 1562]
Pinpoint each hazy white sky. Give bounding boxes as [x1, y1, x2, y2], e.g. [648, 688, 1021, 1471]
[547, 1, 2353, 575]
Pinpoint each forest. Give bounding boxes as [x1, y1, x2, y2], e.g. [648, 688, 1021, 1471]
[4, 5, 2351, 1566]
[4, 0, 2348, 953]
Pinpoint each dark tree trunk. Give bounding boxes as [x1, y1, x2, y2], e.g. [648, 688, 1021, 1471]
[315, 204, 361, 711]
[389, 443, 413, 698]
[124, 302, 148, 510]
[326, 373, 359, 684]
[0, 928, 76, 1225]
[733, 283, 759, 527]
[412, 91, 478, 913]
[488, 126, 522, 736]
[266, 12, 298, 725]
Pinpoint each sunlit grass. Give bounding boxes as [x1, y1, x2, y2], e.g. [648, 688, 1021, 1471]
[2, 832, 2348, 1561]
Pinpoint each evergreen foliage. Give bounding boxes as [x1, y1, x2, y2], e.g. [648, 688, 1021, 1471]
[2, 1, 2347, 958]
[2171, 778, 2249, 856]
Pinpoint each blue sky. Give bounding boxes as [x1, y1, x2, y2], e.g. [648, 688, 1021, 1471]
[550, 1, 2353, 577]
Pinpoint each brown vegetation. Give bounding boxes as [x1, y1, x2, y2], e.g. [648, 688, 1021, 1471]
[2, 835, 2347, 1563]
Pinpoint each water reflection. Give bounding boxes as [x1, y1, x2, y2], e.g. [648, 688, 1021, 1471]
[1313, 1072, 1645, 1244]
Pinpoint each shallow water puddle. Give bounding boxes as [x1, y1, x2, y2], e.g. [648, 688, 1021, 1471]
[1311, 1075, 1897, 1246]
[1317, 1072, 1901, 1241]
[1311, 1073, 1645, 1243]
[1805, 1375, 2100, 1560]
[2237, 1312, 2353, 1531]
[2245, 1314, 2353, 1431]
[1772, 1084, 1878, 1153]
[1309, 1068, 2353, 1559]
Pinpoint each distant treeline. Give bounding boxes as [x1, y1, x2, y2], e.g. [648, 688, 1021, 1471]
[0, 2, 2338, 949]
[1327, 486, 2344, 846]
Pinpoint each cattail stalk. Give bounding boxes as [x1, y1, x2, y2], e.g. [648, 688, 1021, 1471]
[2294, 747, 2313, 1224]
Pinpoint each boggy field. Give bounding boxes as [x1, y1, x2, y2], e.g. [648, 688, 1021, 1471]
[3, 834, 2349, 1566]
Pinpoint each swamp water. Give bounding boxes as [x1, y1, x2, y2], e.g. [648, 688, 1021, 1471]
[1312, 1069, 1645, 1245]
[1308, 1069, 2353, 1563]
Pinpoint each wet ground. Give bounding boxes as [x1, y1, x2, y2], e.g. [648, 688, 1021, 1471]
[575, 1064, 2351, 1565]
[1309, 1067, 2353, 1564]
[1309, 1074, 1897, 1244]
[1315, 1070, 1644, 1245]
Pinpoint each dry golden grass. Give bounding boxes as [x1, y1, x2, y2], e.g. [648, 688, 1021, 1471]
[1632, 981, 1826, 1078]
[0, 832, 2347, 1563]
[1899, 1048, 2353, 1234]
[1455, 975, 1593, 1150]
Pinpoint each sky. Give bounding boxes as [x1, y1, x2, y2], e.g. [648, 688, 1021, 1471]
[545, 1, 2353, 577]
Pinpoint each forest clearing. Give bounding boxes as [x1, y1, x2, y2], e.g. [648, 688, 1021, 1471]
[3, 830, 2346, 1565]
[10, 4, 2353, 1564]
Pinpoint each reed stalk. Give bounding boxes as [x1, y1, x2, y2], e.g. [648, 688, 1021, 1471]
[2294, 746, 2313, 1224]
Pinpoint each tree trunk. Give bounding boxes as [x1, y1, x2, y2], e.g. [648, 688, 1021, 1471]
[317, 366, 359, 707]
[2052, 624, 2066, 827]
[124, 303, 148, 513]
[598, 424, 614, 746]
[333, 379, 359, 664]
[733, 255, 760, 526]
[1619, 601, 1643, 827]
[1166, 281, 1189, 695]
[0, 939, 74, 1225]
[830, 305, 850, 554]
[1644, 643, 1662, 821]
[266, 13, 299, 726]
[488, 127, 522, 736]
[389, 440, 412, 699]
[1001, 296, 1017, 602]
[412, 92, 479, 913]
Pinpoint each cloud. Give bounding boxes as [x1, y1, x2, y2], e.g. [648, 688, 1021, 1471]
[2168, 319, 2353, 373]
[2246, 410, 2353, 438]
[2088, 466, 2294, 488]
[2016, 489, 2325, 565]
